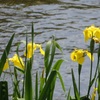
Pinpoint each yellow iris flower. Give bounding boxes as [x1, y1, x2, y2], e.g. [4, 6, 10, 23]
[83, 25, 100, 43]
[9, 54, 24, 70]
[70, 49, 93, 65]
[24, 42, 45, 58]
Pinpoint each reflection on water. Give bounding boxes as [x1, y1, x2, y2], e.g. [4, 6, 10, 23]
[0, 0, 100, 99]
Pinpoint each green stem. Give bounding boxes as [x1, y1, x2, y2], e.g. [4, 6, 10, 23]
[78, 73, 80, 96]
[78, 64, 82, 96]
[98, 44, 100, 100]
[87, 58, 93, 96]
[87, 39, 94, 97]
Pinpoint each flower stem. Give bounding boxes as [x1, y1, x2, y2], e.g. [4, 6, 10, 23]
[78, 64, 82, 96]
[97, 44, 100, 100]
[87, 39, 94, 97]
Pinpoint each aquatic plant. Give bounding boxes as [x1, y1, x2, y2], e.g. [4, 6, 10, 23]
[0, 23, 65, 100]
[69, 25, 100, 100]
[1, 24, 100, 100]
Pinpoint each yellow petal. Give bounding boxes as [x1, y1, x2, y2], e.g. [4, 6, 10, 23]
[3, 60, 9, 71]
[70, 49, 85, 64]
[86, 51, 94, 61]
[94, 29, 100, 39]
[77, 57, 85, 65]
[9, 54, 24, 70]
[89, 25, 97, 32]
[24, 42, 36, 58]
[83, 28, 92, 42]
[36, 44, 41, 48]
[70, 51, 78, 61]
[93, 37, 100, 43]
[40, 47, 45, 56]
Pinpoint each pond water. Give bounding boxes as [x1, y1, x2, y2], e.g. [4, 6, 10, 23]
[0, 0, 100, 99]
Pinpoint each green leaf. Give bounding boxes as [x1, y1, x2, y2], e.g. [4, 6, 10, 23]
[44, 40, 51, 70]
[67, 88, 71, 100]
[46, 40, 56, 78]
[39, 71, 56, 100]
[52, 59, 64, 70]
[35, 72, 38, 100]
[25, 60, 33, 100]
[56, 71, 66, 92]
[0, 34, 15, 76]
[31, 22, 34, 44]
[13, 68, 21, 98]
[40, 69, 45, 94]
[39, 59, 63, 100]
[55, 41, 63, 53]
[24, 23, 34, 100]
[71, 69, 80, 100]
[16, 42, 25, 73]
[89, 78, 95, 89]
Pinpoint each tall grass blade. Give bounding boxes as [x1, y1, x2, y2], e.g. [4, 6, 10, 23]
[52, 59, 64, 70]
[98, 66, 100, 99]
[31, 22, 34, 44]
[55, 41, 63, 53]
[39, 59, 63, 100]
[39, 71, 56, 100]
[71, 69, 80, 100]
[25, 60, 33, 100]
[46, 40, 56, 78]
[67, 88, 71, 100]
[98, 45, 100, 99]
[35, 72, 38, 100]
[13, 68, 21, 99]
[57, 71, 66, 92]
[48, 59, 64, 100]
[25, 23, 34, 100]
[40, 69, 45, 94]
[44, 40, 51, 77]
[0, 34, 15, 76]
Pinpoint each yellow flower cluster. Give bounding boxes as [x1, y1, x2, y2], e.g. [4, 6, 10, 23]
[70, 49, 93, 65]
[3, 42, 45, 71]
[83, 25, 100, 43]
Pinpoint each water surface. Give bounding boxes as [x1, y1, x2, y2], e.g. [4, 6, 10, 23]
[0, 0, 100, 99]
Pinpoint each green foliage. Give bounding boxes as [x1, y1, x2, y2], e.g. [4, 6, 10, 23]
[1, 24, 100, 100]
[71, 69, 80, 100]
[0, 34, 14, 76]
[0, 23, 65, 100]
